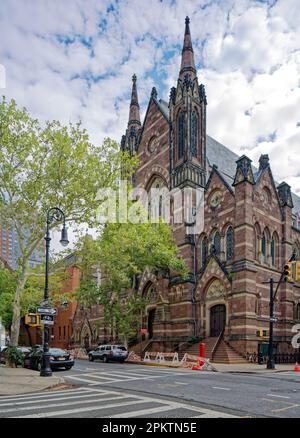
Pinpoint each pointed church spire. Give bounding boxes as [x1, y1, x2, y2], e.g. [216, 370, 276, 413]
[128, 74, 141, 128]
[179, 16, 197, 81]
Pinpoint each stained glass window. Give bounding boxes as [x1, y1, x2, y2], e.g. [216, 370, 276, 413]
[262, 232, 267, 262]
[178, 111, 185, 159]
[271, 237, 275, 266]
[202, 236, 208, 268]
[226, 227, 234, 261]
[191, 110, 198, 157]
[214, 232, 221, 256]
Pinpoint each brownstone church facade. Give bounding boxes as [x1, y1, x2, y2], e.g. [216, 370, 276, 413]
[72, 18, 300, 360]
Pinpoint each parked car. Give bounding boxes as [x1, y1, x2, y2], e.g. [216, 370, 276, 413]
[24, 346, 74, 371]
[88, 344, 128, 363]
[0, 346, 31, 365]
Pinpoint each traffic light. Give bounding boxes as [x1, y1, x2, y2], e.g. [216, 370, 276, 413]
[24, 313, 40, 326]
[295, 262, 300, 282]
[283, 263, 293, 282]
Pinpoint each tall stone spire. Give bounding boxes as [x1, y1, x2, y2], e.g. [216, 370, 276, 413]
[179, 16, 197, 81]
[128, 74, 141, 128]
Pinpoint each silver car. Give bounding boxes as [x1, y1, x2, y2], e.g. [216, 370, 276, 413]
[88, 344, 128, 363]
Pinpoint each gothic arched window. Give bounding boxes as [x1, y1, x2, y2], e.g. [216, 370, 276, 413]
[262, 231, 267, 262]
[226, 226, 234, 261]
[271, 233, 278, 266]
[191, 110, 198, 157]
[201, 236, 208, 268]
[178, 111, 185, 159]
[213, 232, 221, 256]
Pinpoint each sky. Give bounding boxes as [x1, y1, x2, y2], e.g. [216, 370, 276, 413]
[0, 0, 300, 197]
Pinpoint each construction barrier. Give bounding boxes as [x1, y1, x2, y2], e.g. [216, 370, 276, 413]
[144, 351, 160, 362]
[156, 352, 179, 365]
[180, 353, 217, 371]
[126, 351, 142, 362]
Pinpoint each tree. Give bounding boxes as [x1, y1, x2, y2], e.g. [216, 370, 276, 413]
[76, 221, 188, 348]
[0, 263, 65, 332]
[0, 97, 137, 346]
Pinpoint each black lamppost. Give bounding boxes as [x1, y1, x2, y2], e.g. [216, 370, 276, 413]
[40, 207, 69, 377]
[185, 216, 197, 337]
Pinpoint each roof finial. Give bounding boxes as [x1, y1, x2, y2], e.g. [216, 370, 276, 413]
[128, 74, 141, 128]
[179, 16, 196, 80]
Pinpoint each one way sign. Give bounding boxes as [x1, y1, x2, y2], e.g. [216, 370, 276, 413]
[36, 307, 57, 316]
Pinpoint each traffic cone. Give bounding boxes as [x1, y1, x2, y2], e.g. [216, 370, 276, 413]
[294, 362, 299, 372]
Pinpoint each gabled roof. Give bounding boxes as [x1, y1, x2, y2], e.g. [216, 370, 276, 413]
[142, 94, 300, 216]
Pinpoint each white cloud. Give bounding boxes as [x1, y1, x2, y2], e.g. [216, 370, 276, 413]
[0, 0, 300, 197]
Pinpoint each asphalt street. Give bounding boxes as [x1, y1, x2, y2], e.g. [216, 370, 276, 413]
[1, 359, 300, 418]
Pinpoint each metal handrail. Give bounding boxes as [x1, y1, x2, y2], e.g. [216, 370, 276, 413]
[211, 328, 224, 360]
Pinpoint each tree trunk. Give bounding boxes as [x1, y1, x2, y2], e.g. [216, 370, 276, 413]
[9, 263, 29, 347]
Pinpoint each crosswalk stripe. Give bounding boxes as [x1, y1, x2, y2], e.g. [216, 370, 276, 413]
[0, 387, 92, 402]
[13, 398, 156, 418]
[0, 390, 114, 408]
[66, 373, 169, 386]
[1, 394, 129, 415]
[106, 405, 178, 418]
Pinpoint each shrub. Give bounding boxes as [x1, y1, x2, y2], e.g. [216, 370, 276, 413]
[6, 346, 23, 367]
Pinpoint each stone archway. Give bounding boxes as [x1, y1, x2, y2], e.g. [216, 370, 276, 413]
[80, 323, 92, 350]
[204, 279, 228, 337]
[142, 283, 159, 340]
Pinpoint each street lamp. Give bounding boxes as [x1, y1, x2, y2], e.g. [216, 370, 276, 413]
[40, 207, 69, 377]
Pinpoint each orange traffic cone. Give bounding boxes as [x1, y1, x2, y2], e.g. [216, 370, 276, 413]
[294, 362, 299, 372]
[192, 358, 202, 371]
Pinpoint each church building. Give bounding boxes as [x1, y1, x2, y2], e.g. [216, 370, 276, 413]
[73, 17, 300, 362]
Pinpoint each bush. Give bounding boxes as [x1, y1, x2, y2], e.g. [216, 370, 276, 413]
[6, 346, 23, 367]
[187, 336, 202, 345]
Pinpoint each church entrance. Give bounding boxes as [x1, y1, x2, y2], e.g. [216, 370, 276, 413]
[148, 309, 156, 339]
[210, 304, 226, 337]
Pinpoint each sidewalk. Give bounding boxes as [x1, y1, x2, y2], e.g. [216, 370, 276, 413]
[213, 363, 298, 373]
[0, 366, 65, 396]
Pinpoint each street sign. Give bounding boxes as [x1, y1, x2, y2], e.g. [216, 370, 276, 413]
[40, 314, 54, 325]
[270, 317, 278, 323]
[37, 307, 57, 316]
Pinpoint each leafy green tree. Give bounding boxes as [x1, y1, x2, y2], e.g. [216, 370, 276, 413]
[0, 97, 137, 346]
[76, 222, 188, 348]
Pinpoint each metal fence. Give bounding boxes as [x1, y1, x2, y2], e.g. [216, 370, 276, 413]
[246, 352, 299, 364]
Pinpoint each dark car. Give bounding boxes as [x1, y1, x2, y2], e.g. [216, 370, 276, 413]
[24, 347, 74, 371]
[0, 346, 31, 365]
[88, 344, 128, 363]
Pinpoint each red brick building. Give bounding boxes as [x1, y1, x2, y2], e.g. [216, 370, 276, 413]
[49, 255, 80, 349]
[72, 17, 300, 361]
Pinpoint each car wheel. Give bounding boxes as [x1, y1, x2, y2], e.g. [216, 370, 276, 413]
[103, 355, 108, 363]
[120, 360, 125, 364]
[88, 355, 94, 362]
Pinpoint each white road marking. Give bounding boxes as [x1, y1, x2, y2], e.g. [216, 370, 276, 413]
[1, 394, 127, 414]
[0, 391, 115, 408]
[266, 394, 290, 399]
[0, 387, 92, 402]
[66, 373, 171, 386]
[107, 405, 178, 418]
[212, 386, 231, 391]
[14, 398, 155, 418]
[174, 381, 189, 385]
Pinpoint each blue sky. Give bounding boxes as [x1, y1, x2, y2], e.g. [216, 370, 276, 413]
[0, 0, 300, 195]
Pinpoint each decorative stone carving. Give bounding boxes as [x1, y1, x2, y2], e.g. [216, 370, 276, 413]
[206, 279, 226, 301]
[147, 286, 158, 303]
